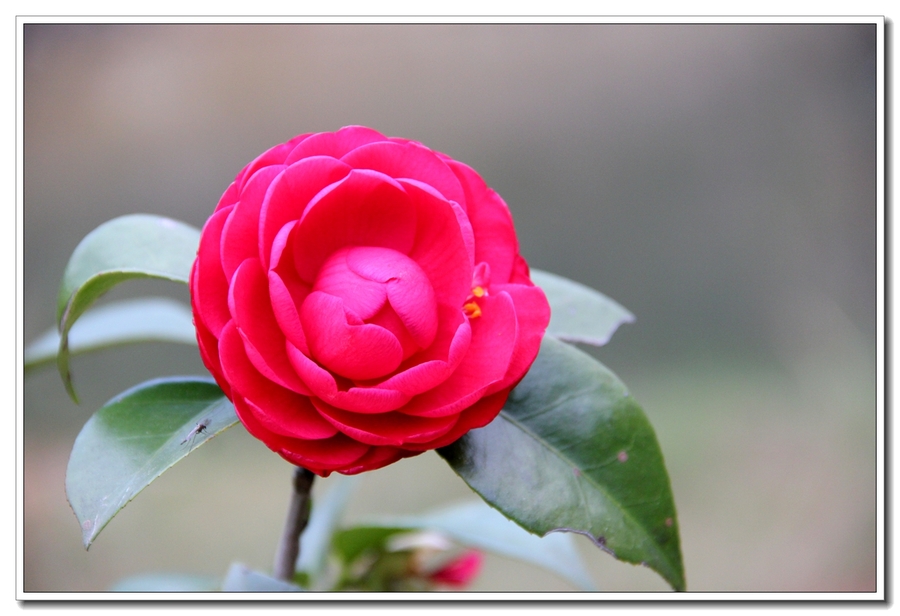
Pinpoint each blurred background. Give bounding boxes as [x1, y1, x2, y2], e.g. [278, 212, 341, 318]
[22, 23, 877, 592]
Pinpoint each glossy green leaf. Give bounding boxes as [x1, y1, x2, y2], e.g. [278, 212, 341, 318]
[66, 377, 237, 549]
[56, 214, 200, 401]
[358, 500, 596, 590]
[25, 297, 196, 371]
[110, 573, 219, 592]
[439, 337, 685, 591]
[221, 563, 302, 592]
[297, 475, 361, 585]
[531, 269, 635, 346]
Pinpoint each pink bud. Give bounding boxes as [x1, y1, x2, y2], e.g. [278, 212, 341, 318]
[427, 550, 483, 588]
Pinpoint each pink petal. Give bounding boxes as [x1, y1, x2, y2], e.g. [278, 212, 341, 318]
[488, 283, 550, 393]
[286, 342, 410, 413]
[364, 303, 420, 360]
[214, 180, 240, 213]
[339, 446, 420, 475]
[372, 306, 472, 398]
[263, 426, 371, 477]
[284, 125, 386, 163]
[228, 392, 350, 477]
[428, 550, 483, 587]
[508, 254, 533, 285]
[268, 269, 311, 354]
[445, 159, 519, 283]
[300, 291, 403, 381]
[340, 140, 466, 206]
[219, 322, 337, 440]
[315, 247, 389, 320]
[235, 133, 310, 192]
[398, 179, 475, 308]
[346, 246, 438, 348]
[273, 433, 371, 477]
[192, 205, 233, 337]
[191, 273, 230, 397]
[290, 169, 418, 283]
[402, 390, 508, 451]
[259, 155, 352, 269]
[312, 399, 458, 447]
[227, 258, 310, 394]
[399, 292, 518, 418]
[220, 164, 285, 278]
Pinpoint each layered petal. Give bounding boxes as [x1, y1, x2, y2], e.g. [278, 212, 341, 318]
[189, 127, 549, 476]
[487, 282, 551, 393]
[290, 169, 417, 283]
[400, 291, 518, 418]
[193, 206, 233, 337]
[284, 125, 386, 162]
[445, 159, 519, 283]
[219, 322, 337, 440]
[258, 155, 352, 269]
[228, 258, 310, 394]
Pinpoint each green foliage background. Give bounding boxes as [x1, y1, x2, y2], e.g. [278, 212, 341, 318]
[23, 23, 876, 592]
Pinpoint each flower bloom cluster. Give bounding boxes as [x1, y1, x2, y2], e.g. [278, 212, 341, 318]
[190, 126, 549, 475]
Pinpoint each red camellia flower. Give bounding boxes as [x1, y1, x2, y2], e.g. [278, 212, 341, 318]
[190, 126, 550, 476]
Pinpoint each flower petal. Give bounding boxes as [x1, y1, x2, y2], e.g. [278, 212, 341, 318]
[400, 179, 474, 308]
[221, 164, 285, 279]
[400, 291, 518, 418]
[273, 433, 372, 477]
[445, 159, 519, 283]
[404, 390, 508, 451]
[488, 282, 550, 393]
[301, 291, 404, 381]
[312, 399, 459, 447]
[236, 133, 310, 192]
[259, 155, 352, 270]
[193, 205, 233, 337]
[268, 268, 311, 354]
[341, 140, 466, 206]
[372, 305, 472, 398]
[286, 342, 410, 413]
[284, 125, 386, 163]
[291, 169, 418, 283]
[219, 322, 337, 440]
[339, 446, 419, 475]
[228, 258, 310, 394]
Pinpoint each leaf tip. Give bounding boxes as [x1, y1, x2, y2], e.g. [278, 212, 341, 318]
[80, 518, 96, 550]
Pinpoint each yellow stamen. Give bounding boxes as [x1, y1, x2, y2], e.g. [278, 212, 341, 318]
[471, 286, 485, 298]
[463, 301, 482, 319]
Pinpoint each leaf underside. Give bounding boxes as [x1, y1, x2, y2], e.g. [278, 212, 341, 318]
[530, 268, 635, 346]
[25, 297, 196, 371]
[356, 499, 597, 590]
[55, 214, 200, 401]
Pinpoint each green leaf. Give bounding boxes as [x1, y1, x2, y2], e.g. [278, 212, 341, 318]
[439, 337, 685, 591]
[25, 297, 196, 371]
[56, 214, 200, 401]
[332, 526, 407, 566]
[359, 500, 596, 590]
[530, 269, 634, 346]
[66, 377, 237, 549]
[221, 563, 303, 592]
[110, 573, 220, 592]
[297, 475, 361, 585]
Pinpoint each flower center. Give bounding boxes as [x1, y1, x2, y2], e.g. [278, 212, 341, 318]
[300, 246, 439, 380]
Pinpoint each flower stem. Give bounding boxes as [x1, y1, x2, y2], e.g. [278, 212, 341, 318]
[273, 466, 316, 582]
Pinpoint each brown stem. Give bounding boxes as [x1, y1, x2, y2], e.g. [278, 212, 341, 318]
[272, 466, 316, 582]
